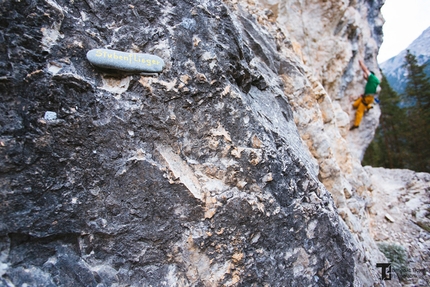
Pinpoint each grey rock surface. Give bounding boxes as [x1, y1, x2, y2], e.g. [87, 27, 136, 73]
[86, 49, 165, 73]
[0, 0, 388, 286]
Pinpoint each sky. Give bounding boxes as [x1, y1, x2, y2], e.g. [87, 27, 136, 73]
[377, 0, 430, 63]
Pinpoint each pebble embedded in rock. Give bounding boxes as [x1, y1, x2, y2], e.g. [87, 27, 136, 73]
[384, 213, 395, 223]
[86, 49, 165, 73]
[44, 111, 57, 121]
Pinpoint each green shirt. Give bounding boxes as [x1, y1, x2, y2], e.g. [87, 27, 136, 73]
[364, 73, 380, 95]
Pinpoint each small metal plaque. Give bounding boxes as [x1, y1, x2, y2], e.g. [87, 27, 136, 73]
[86, 49, 165, 73]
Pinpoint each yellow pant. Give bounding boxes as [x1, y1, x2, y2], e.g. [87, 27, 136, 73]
[352, 95, 374, 127]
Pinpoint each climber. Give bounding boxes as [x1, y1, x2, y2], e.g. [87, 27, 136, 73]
[350, 59, 380, 130]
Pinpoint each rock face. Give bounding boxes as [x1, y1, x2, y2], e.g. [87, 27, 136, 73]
[245, 0, 384, 158]
[0, 0, 412, 286]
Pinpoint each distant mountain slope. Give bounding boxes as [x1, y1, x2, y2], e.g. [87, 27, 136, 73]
[380, 26, 430, 94]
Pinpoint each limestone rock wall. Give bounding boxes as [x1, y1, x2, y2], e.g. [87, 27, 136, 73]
[235, 0, 392, 284]
[242, 0, 384, 159]
[0, 0, 405, 286]
[238, 1, 428, 286]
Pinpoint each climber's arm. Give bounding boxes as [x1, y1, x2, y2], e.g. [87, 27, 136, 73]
[359, 59, 370, 79]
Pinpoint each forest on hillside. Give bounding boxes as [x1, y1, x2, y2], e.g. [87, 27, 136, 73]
[363, 50, 430, 172]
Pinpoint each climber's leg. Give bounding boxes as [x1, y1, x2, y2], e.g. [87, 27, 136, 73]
[353, 101, 366, 127]
[352, 96, 363, 109]
[363, 95, 374, 111]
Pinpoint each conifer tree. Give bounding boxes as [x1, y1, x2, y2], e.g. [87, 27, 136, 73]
[403, 50, 430, 172]
[404, 50, 430, 110]
[363, 76, 407, 168]
[364, 52, 430, 172]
